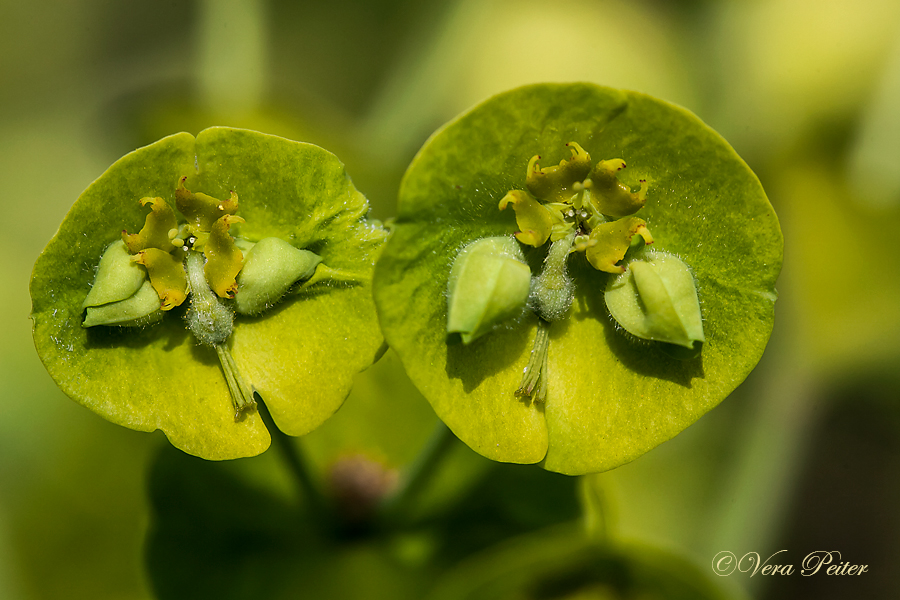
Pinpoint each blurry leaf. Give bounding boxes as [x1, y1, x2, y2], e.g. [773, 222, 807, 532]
[454, 0, 698, 111]
[298, 348, 494, 527]
[362, 0, 698, 161]
[31, 127, 386, 459]
[761, 375, 900, 600]
[776, 161, 900, 372]
[302, 349, 581, 542]
[146, 445, 431, 600]
[374, 83, 782, 475]
[146, 422, 581, 599]
[714, 0, 900, 155]
[301, 349, 439, 470]
[419, 462, 581, 564]
[2, 409, 157, 600]
[849, 33, 900, 209]
[426, 525, 736, 600]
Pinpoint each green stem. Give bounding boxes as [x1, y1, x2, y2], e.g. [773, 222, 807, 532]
[379, 421, 456, 526]
[578, 476, 612, 542]
[256, 398, 331, 522]
[184, 250, 254, 419]
[516, 233, 576, 403]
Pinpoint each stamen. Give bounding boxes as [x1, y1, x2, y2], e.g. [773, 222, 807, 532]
[215, 344, 257, 421]
[516, 318, 551, 403]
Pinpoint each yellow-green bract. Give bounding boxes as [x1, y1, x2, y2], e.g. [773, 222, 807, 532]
[373, 83, 782, 475]
[31, 127, 387, 460]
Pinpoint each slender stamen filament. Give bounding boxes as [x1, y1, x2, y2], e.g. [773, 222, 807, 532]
[516, 318, 551, 403]
[215, 344, 257, 421]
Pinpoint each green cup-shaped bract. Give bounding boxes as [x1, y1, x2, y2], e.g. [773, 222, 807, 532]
[83, 280, 164, 328]
[234, 237, 322, 315]
[31, 127, 387, 460]
[447, 236, 531, 344]
[82, 240, 148, 309]
[373, 83, 782, 475]
[606, 251, 705, 352]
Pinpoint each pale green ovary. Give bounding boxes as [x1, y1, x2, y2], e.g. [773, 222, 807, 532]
[184, 250, 234, 346]
[532, 232, 575, 322]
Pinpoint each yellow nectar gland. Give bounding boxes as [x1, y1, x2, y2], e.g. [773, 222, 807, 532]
[498, 142, 654, 403]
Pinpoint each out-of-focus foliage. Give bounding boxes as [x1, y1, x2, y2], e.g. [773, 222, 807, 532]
[4, 0, 900, 599]
[775, 158, 900, 372]
[427, 526, 734, 600]
[144, 360, 583, 599]
[713, 0, 900, 157]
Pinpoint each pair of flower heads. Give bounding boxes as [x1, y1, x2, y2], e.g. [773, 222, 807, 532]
[81, 142, 704, 419]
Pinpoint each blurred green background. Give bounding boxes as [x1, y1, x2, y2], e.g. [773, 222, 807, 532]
[2, 0, 899, 598]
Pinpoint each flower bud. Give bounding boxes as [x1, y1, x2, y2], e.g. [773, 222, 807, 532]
[447, 236, 531, 344]
[234, 237, 322, 315]
[604, 251, 704, 356]
[83, 280, 164, 328]
[82, 240, 148, 309]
